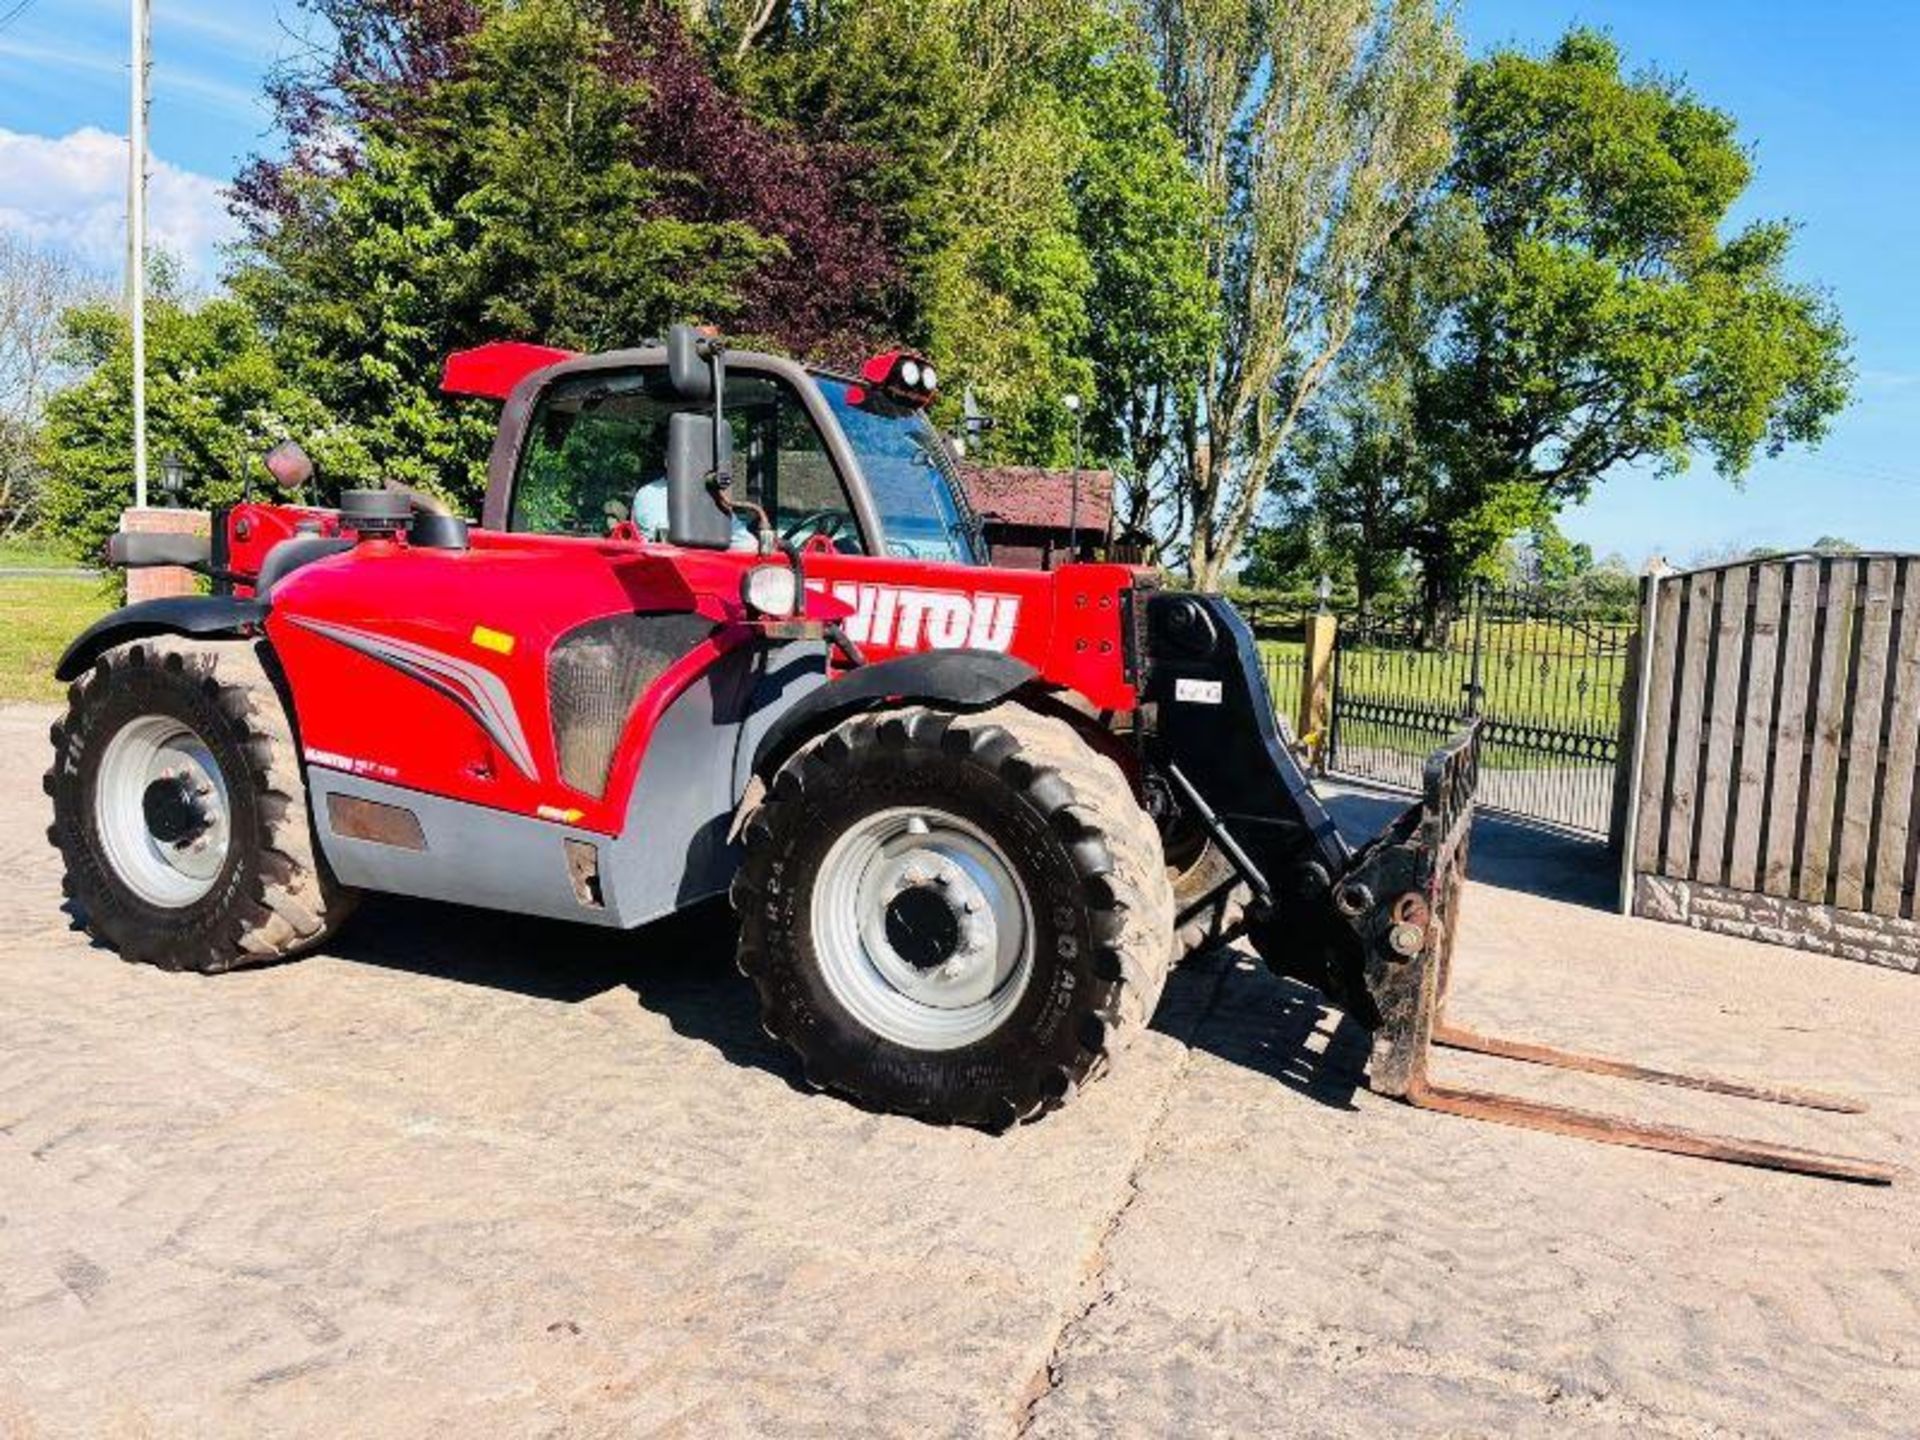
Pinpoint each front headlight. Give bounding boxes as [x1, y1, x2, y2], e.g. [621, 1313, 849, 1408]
[742, 563, 799, 617]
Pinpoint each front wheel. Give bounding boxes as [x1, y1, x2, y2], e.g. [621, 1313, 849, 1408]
[46, 638, 356, 972]
[733, 704, 1174, 1127]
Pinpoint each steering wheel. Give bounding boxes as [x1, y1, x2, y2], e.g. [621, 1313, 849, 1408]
[781, 509, 851, 546]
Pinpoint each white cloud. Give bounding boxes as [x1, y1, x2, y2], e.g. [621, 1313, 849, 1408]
[0, 126, 238, 286]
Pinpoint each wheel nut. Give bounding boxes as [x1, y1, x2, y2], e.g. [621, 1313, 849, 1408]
[1388, 922, 1425, 957]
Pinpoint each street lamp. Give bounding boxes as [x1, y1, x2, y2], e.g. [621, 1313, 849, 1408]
[159, 453, 188, 506]
[1316, 573, 1333, 614]
[960, 385, 996, 460]
[1062, 393, 1083, 564]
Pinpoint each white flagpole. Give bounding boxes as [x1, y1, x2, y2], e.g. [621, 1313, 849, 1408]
[128, 0, 150, 510]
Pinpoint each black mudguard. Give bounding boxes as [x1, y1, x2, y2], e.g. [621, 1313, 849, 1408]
[56, 596, 270, 681]
[750, 648, 1038, 777]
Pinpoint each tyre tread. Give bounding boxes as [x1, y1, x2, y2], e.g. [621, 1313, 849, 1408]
[734, 701, 1173, 1126]
[45, 636, 355, 973]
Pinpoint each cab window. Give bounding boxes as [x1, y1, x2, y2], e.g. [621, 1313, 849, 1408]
[511, 368, 866, 553]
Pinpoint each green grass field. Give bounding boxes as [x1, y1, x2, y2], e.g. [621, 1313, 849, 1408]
[1260, 622, 1630, 733]
[0, 537, 88, 570]
[1260, 623, 1630, 786]
[0, 573, 113, 703]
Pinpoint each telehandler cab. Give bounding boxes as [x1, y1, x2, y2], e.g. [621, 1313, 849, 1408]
[47, 327, 1891, 1180]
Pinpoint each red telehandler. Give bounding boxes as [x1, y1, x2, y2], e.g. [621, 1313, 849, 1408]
[46, 327, 1891, 1180]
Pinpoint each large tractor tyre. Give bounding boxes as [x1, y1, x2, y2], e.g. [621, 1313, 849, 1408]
[734, 703, 1175, 1128]
[45, 637, 356, 973]
[1166, 839, 1251, 963]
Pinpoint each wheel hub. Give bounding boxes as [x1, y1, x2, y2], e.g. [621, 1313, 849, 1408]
[883, 886, 962, 972]
[141, 774, 213, 845]
[811, 807, 1036, 1051]
[93, 716, 232, 907]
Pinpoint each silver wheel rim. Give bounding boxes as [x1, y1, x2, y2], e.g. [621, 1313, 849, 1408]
[810, 806, 1035, 1051]
[92, 715, 233, 908]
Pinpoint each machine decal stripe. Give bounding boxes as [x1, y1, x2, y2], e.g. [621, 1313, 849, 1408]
[289, 616, 539, 779]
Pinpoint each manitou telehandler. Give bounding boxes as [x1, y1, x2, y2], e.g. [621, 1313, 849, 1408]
[46, 327, 1891, 1181]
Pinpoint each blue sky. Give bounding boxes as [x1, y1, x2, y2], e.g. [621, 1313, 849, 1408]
[0, 0, 1915, 564]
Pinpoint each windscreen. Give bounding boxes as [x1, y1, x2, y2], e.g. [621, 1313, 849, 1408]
[815, 377, 982, 565]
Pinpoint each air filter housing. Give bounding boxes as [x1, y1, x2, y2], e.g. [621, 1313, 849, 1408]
[548, 614, 716, 796]
[339, 489, 411, 537]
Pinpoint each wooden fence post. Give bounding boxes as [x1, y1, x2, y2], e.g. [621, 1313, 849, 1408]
[1297, 610, 1337, 770]
[1616, 566, 1668, 912]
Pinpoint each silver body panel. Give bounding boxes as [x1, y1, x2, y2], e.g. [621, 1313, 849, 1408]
[309, 641, 827, 929]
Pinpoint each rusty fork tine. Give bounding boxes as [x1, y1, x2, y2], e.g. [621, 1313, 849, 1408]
[1430, 1021, 1868, 1115]
[1404, 1079, 1900, 1185]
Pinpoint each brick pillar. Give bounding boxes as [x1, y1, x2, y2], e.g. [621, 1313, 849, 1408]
[120, 507, 211, 603]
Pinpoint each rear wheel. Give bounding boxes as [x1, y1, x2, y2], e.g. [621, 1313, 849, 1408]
[46, 638, 356, 972]
[734, 703, 1174, 1127]
[1165, 828, 1251, 962]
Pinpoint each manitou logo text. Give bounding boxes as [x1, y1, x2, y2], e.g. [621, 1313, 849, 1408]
[808, 581, 1021, 652]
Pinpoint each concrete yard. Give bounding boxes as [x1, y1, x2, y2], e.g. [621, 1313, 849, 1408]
[1, 701, 1916, 1437]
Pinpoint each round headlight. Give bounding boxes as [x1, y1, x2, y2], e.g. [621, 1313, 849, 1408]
[900, 359, 923, 389]
[921, 365, 938, 392]
[742, 563, 799, 617]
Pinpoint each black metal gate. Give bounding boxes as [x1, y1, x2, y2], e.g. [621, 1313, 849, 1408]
[1326, 583, 1634, 835]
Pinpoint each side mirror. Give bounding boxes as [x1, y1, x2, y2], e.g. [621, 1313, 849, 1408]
[263, 441, 314, 494]
[666, 411, 735, 550]
[667, 323, 713, 400]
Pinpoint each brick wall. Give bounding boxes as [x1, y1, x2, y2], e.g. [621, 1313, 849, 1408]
[1635, 874, 1920, 974]
[121, 507, 210, 603]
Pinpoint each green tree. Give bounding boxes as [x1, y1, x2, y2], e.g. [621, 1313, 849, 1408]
[1143, 0, 1463, 590]
[1073, 39, 1218, 533]
[733, 3, 1214, 474]
[39, 281, 337, 562]
[0, 236, 97, 535]
[1401, 30, 1852, 621]
[235, 0, 779, 511]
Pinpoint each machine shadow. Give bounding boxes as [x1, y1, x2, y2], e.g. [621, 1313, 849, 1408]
[325, 899, 1366, 1113]
[327, 894, 810, 1093]
[1160, 950, 1367, 1111]
[1320, 783, 1617, 911]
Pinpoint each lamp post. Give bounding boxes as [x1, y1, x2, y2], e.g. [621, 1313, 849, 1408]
[960, 385, 995, 460]
[1062, 392, 1083, 564]
[128, 0, 151, 510]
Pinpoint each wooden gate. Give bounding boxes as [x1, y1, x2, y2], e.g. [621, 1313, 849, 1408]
[1624, 554, 1920, 968]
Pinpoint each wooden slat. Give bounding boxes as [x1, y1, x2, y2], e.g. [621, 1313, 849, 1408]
[1762, 562, 1820, 898]
[1694, 565, 1750, 884]
[1663, 570, 1719, 880]
[1727, 564, 1784, 891]
[1799, 561, 1857, 904]
[1834, 559, 1896, 911]
[1871, 558, 1920, 918]
[1632, 575, 1684, 875]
